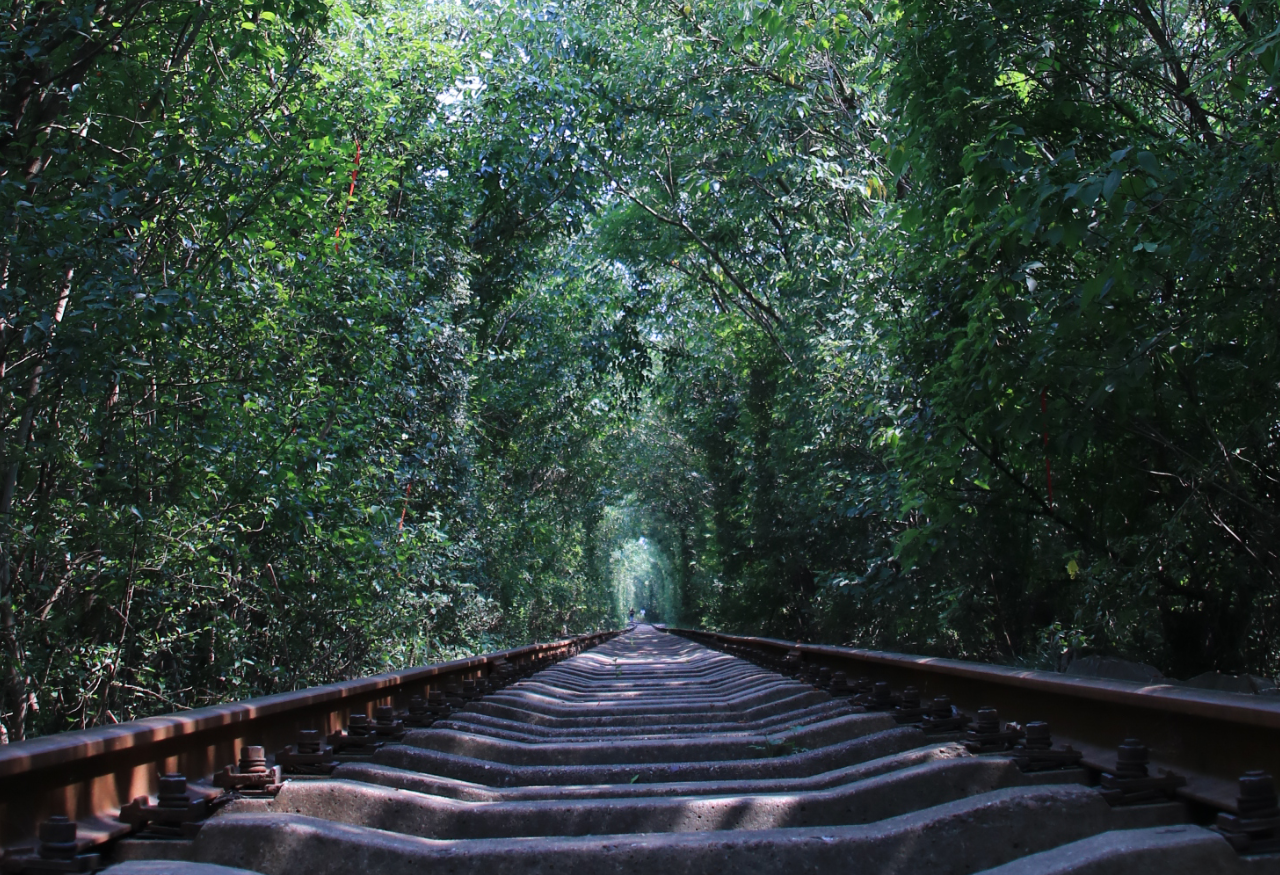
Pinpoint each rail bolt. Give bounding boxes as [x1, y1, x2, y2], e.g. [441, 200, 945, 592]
[1215, 770, 1280, 852]
[215, 746, 284, 795]
[962, 706, 1024, 753]
[1008, 721, 1082, 772]
[900, 687, 921, 709]
[374, 705, 405, 739]
[326, 712, 384, 756]
[404, 696, 438, 728]
[921, 695, 970, 733]
[238, 746, 269, 775]
[119, 772, 210, 837]
[3, 816, 102, 872]
[159, 773, 191, 809]
[297, 729, 324, 753]
[1023, 721, 1053, 750]
[1099, 738, 1184, 805]
[1115, 738, 1149, 778]
[276, 728, 338, 775]
[975, 708, 1000, 735]
[38, 816, 78, 860]
[1239, 771, 1280, 817]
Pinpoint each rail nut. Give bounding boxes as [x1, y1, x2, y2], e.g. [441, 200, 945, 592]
[828, 671, 854, 697]
[1239, 771, 1280, 817]
[1099, 738, 1186, 805]
[1008, 721, 1084, 772]
[327, 713, 384, 757]
[37, 817, 79, 862]
[892, 686, 930, 724]
[1215, 771, 1280, 853]
[403, 695, 436, 728]
[276, 729, 339, 775]
[855, 681, 894, 712]
[1022, 720, 1053, 751]
[0, 816, 101, 874]
[373, 705, 406, 740]
[118, 773, 211, 838]
[1116, 738, 1150, 778]
[921, 695, 972, 733]
[815, 667, 832, 690]
[427, 689, 452, 717]
[490, 659, 515, 689]
[443, 682, 466, 708]
[213, 745, 284, 796]
[975, 708, 1000, 735]
[963, 707, 1024, 753]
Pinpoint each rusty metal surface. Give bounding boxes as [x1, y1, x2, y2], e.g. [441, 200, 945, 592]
[0, 631, 615, 848]
[8, 625, 1278, 874]
[109, 626, 1260, 875]
[661, 627, 1280, 812]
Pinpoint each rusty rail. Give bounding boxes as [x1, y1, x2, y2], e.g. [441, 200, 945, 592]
[0, 630, 617, 848]
[659, 626, 1280, 813]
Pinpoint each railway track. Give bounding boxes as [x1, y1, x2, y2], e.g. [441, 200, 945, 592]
[2, 624, 1279, 874]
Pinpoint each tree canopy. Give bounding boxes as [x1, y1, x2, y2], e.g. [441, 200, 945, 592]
[2, 0, 1276, 739]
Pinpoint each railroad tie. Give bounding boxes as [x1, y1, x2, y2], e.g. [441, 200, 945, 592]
[96, 626, 1278, 875]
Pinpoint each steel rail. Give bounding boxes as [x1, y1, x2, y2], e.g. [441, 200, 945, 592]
[0, 630, 617, 848]
[660, 626, 1280, 813]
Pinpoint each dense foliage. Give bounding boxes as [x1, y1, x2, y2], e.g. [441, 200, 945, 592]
[2, 0, 1275, 739]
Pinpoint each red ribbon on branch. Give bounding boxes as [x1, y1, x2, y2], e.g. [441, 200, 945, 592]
[333, 140, 361, 253]
[398, 479, 412, 532]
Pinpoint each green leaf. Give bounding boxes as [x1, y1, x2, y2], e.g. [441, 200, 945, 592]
[1102, 169, 1123, 202]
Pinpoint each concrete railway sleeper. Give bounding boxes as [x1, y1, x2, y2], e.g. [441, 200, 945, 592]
[4, 626, 1280, 875]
